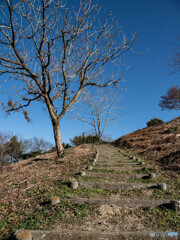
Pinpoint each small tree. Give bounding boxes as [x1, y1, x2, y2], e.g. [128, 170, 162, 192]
[0, 133, 24, 163]
[30, 136, 53, 153]
[146, 118, 164, 127]
[159, 85, 180, 110]
[6, 135, 23, 162]
[70, 133, 99, 146]
[0, 0, 136, 156]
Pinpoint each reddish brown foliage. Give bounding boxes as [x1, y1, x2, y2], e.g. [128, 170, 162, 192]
[159, 85, 180, 110]
[23, 111, 31, 122]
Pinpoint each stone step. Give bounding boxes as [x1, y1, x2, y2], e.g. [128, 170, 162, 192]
[96, 162, 139, 167]
[98, 158, 134, 162]
[85, 172, 145, 179]
[80, 181, 154, 190]
[93, 166, 142, 171]
[30, 230, 177, 240]
[66, 197, 171, 208]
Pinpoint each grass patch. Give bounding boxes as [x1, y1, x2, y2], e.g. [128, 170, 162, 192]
[58, 182, 114, 199]
[0, 200, 92, 239]
[118, 185, 179, 199]
[136, 206, 180, 230]
[128, 176, 160, 184]
[132, 168, 150, 174]
[0, 144, 96, 239]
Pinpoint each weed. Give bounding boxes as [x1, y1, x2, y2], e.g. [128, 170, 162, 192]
[132, 168, 150, 174]
[166, 126, 180, 133]
[0, 200, 92, 239]
[136, 206, 180, 230]
[58, 182, 113, 199]
[77, 176, 103, 182]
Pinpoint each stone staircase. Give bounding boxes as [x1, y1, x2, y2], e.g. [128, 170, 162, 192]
[16, 144, 179, 240]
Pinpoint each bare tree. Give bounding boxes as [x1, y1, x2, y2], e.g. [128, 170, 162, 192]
[159, 85, 180, 110]
[0, 0, 136, 156]
[72, 89, 123, 140]
[0, 131, 11, 163]
[29, 136, 53, 153]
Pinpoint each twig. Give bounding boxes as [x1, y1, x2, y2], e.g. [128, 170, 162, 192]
[0, 226, 12, 238]
[12, 182, 39, 192]
[22, 182, 39, 192]
[18, 175, 33, 184]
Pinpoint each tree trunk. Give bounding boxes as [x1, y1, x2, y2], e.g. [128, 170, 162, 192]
[44, 97, 64, 157]
[52, 121, 64, 157]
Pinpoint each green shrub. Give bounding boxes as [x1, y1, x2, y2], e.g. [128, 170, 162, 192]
[166, 126, 180, 133]
[146, 118, 164, 127]
[21, 151, 41, 159]
[70, 133, 100, 146]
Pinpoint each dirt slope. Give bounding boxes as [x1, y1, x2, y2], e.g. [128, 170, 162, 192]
[112, 117, 180, 171]
[0, 144, 94, 239]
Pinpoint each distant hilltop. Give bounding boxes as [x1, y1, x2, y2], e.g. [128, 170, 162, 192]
[112, 117, 180, 171]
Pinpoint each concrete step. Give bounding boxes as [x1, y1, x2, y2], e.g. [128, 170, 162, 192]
[92, 166, 142, 172]
[96, 162, 139, 166]
[30, 230, 178, 240]
[80, 181, 155, 190]
[97, 159, 134, 163]
[65, 197, 171, 208]
[85, 172, 145, 179]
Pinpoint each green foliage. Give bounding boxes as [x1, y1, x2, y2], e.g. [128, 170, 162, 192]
[0, 132, 53, 163]
[70, 133, 100, 146]
[0, 200, 91, 239]
[146, 118, 164, 127]
[21, 151, 42, 159]
[139, 206, 180, 230]
[63, 142, 71, 149]
[6, 135, 23, 161]
[59, 182, 113, 199]
[166, 126, 180, 133]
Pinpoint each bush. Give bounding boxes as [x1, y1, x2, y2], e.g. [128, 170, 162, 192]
[70, 133, 100, 146]
[0, 132, 53, 163]
[0, 133, 23, 163]
[6, 136, 23, 162]
[146, 118, 164, 127]
[166, 126, 180, 133]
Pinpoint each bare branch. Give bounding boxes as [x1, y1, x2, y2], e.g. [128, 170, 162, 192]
[0, 0, 137, 155]
[70, 89, 123, 139]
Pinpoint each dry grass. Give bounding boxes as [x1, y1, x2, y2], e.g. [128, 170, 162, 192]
[0, 144, 94, 239]
[113, 117, 180, 171]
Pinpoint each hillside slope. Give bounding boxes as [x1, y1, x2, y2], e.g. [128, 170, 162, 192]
[112, 117, 180, 171]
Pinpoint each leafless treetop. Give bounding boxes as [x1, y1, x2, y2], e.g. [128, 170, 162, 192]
[0, 0, 136, 122]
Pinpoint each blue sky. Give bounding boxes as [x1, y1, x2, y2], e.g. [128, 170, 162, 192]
[0, 0, 179, 145]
